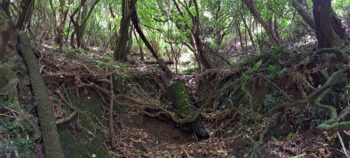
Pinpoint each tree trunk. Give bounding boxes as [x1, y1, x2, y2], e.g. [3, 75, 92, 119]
[313, 0, 348, 48]
[132, 26, 144, 61]
[57, 0, 69, 53]
[240, 5, 256, 51]
[242, 0, 280, 46]
[191, 0, 212, 69]
[69, 0, 100, 48]
[1, 0, 10, 16]
[167, 0, 212, 70]
[16, 0, 35, 30]
[131, 1, 174, 79]
[1, 8, 65, 158]
[19, 32, 65, 158]
[0, 9, 17, 62]
[113, 0, 134, 61]
[292, 0, 315, 29]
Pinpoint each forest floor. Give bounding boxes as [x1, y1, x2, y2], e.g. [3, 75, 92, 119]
[1, 42, 350, 158]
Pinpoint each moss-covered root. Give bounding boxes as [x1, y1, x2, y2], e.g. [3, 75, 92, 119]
[18, 32, 65, 158]
[314, 67, 350, 131]
[314, 48, 350, 63]
[316, 88, 350, 131]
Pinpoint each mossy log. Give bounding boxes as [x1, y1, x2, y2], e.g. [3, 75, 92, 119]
[18, 32, 65, 158]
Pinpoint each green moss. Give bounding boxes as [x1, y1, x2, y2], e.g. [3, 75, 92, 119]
[164, 80, 196, 118]
[59, 95, 108, 158]
[0, 100, 36, 158]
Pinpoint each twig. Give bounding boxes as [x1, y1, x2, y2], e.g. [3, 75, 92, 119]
[181, 147, 192, 158]
[337, 132, 350, 158]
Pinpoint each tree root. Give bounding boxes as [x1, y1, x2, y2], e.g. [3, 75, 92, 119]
[142, 107, 200, 124]
[315, 88, 350, 131]
[268, 67, 349, 115]
[314, 48, 350, 63]
[55, 111, 78, 125]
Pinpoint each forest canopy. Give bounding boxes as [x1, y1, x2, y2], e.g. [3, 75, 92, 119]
[9, 0, 349, 71]
[0, 0, 350, 157]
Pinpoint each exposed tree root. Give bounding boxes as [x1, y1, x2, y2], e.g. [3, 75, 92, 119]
[268, 67, 349, 115]
[316, 88, 350, 131]
[314, 48, 350, 63]
[54, 90, 79, 125]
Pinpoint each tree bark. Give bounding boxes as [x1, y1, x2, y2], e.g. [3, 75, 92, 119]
[0, 8, 17, 62]
[19, 32, 65, 158]
[313, 0, 348, 48]
[114, 0, 134, 61]
[1, 0, 10, 16]
[292, 0, 315, 29]
[56, 0, 69, 53]
[16, 0, 35, 30]
[70, 0, 100, 48]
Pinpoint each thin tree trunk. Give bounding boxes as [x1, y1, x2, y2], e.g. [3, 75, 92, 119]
[240, 5, 256, 51]
[191, 0, 212, 69]
[132, 27, 144, 61]
[130, 1, 173, 79]
[292, 0, 315, 29]
[236, 22, 245, 52]
[170, 0, 212, 70]
[1, 0, 10, 16]
[70, 0, 100, 48]
[16, 0, 35, 30]
[19, 32, 65, 158]
[113, 0, 134, 61]
[242, 0, 280, 46]
[57, 0, 69, 53]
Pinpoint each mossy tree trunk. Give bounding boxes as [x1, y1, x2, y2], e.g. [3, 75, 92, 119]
[19, 32, 65, 158]
[0, 8, 64, 157]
